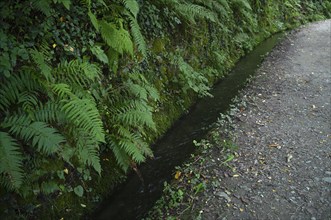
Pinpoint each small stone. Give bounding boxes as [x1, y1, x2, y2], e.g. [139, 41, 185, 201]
[322, 177, 331, 183]
[217, 192, 231, 202]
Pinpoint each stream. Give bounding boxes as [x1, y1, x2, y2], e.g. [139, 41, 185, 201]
[94, 33, 285, 220]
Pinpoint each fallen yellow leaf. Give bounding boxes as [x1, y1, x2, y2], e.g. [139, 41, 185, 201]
[175, 171, 181, 180]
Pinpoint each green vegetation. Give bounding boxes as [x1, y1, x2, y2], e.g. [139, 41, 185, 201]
[0, 0, 329, 218]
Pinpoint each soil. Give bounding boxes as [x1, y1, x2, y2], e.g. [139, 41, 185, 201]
[193, 20, 331, 220]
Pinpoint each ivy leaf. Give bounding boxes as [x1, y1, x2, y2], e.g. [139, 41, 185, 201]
[74, 185, 84, 197]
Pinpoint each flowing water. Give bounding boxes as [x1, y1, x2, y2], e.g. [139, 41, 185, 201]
[95, 33, 285, 220]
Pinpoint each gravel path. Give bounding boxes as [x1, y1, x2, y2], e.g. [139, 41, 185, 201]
[197, 20, 331, 220]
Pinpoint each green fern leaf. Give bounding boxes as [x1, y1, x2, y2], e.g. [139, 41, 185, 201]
[61, 98, 105, 143]
[88, 11, 99, 31]
[54, 60, 100, 87]
[99, 20, 133, 56]
[127, 13, 147, 57]
[110, 139, 131, 172]
[90, 45, 108, 64]
[18, 91, 39, 112]
[122, 0, 139, 18]
[217, 0, 230, 10]
[164, 1, 217, 23]
[30, 49, 52, 81]
[32, 0, 53, 16]
[3, 115, 65, 154]
[233, 0, 252, 10]
[29, 122, 65, 154]
[0, 132, 24, 190]
[52, 83, 73, 98]
[0, 72, 41, 112]
[77, 140, 101, 174]
[33, 102, 65, 124]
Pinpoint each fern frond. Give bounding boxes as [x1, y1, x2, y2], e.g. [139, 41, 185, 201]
[127, 13, 147, 57]
[233, 0, 252, 11]
[109, 139, 131, 171]
[77, 137, 101, 174]
[122, 0, 139, 18]
[216, 0, 230, 10]
[31, 0, 53, 16]
[30, 49, 52, 81]
[29, 122, 66, 154]
[117, 104, 156, 130]
[90, 45, 108, 64]
[18, 91, 39, 112]
[33, 102, 65, 124]
[118, 138, 145, 162]
[99, 20, 133, 56]
[52, 83, 73, 98]
[3, 115, 65, 155]
[211, 1, 229, 18]
[109, 127, 151, 171]
[88, 11, 99, 31]
[0, 72, 41, 112]
[0, 132, 24, 190]
[61, 98, 105, 143]
[162, 0, 217, 23]
[54, 60, 100, 87]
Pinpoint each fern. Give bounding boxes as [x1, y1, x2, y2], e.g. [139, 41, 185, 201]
[122, 0, 139, 18]
[0, 132, 24, 190]
[18, 91, 40, 112]
[77, 135, 101, 174]
[52, 83, 73, 99]
[233, 0, 252, 11]
[3, 115, 65, 155]
[99, 20, 134, 56]
[30, 49, 52, 81]
[33, 102, 65, 124]
[54, 60, 101, 87]
[0, 72, 42, 112]
[161, 0, 217, 23]
[103, 73, 158, 171]
[117, 101, 156, 130]
[189, 0, 230, 19]
[90, 45, 109, 64]
[61, 98, 105, 143]
[109, 125, 153, 171]
[175, 55, 211, 97]
[127, 13, 147, 57]
[31, 0, 53, 16]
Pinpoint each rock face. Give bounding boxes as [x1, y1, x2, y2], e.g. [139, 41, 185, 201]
[197, 20, 331, 220]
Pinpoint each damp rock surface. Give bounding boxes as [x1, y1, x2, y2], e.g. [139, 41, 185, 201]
[196, 20, 331, 220]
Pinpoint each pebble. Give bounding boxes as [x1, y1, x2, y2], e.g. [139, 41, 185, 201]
[217, 192, 232, 202]
[321, 177, 331, 183]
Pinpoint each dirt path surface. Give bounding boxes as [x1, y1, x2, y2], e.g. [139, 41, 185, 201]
[197, 20, 331, 220]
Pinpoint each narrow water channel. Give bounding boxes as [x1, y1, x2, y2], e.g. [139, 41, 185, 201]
[95, 33, 285, 220]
